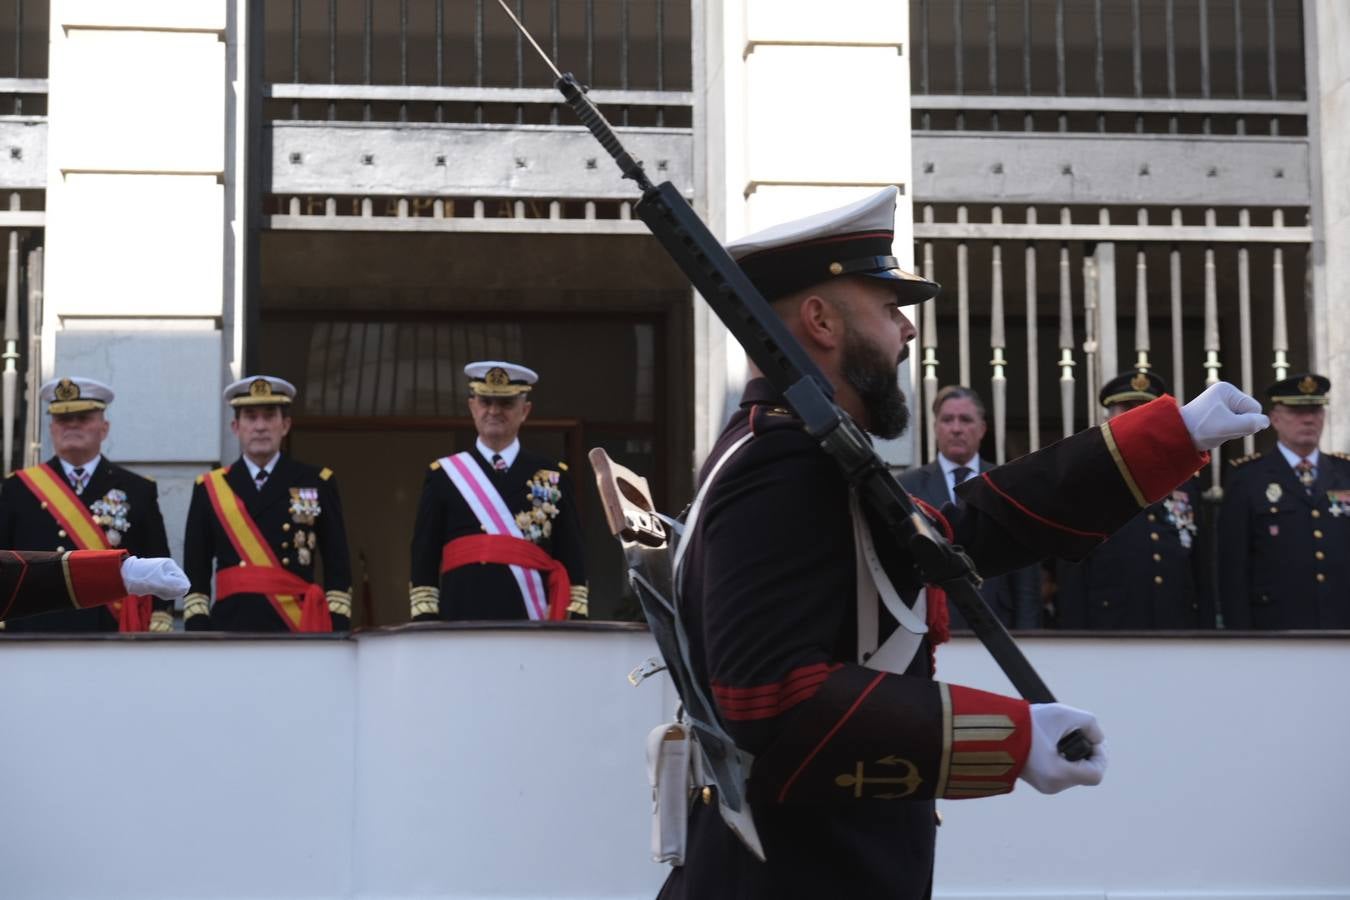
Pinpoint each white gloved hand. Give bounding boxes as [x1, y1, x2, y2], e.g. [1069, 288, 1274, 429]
[1179, 382, 1269, 451]
[1019, 703, 1109, 795]
[121, 556, 190, 601]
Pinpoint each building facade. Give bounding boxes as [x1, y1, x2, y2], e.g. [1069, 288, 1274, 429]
[1, 0, 1346, 622]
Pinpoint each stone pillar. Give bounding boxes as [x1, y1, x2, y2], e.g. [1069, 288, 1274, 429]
[43, 0, 238, 557]
[698, 0, 919, 466]
[1307, 0, 1350, 447]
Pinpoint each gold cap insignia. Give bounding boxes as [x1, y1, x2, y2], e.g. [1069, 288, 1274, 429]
[54, 379, 80, 402]
[828, 262, 844, 275]
[485, 367, 510, 388]
[1130, 373, 1150, 392]
[249, 378, 274, 398]
[1299, 375, 1318, 394]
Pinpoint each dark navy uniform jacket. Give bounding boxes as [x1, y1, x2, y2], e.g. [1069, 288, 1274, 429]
[409, 446, 585, 621]
[182, 455, 352, 632]
[0, 456, 170, 632]
[1219, 450, 1350, 629]
[898, 459, 1043, 629]
[658, 379, 1208, 900]
[0, 550, 131, 624]
[1057, 478, 1212, 629]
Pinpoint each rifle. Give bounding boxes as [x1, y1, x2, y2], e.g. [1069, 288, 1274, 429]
[489, 2, 1093, 766]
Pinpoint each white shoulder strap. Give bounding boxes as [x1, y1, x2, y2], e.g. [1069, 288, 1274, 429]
[672, 432, 755, 579]
[851, 491, 928, 673]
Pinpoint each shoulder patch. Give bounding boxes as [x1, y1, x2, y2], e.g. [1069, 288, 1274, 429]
[195, 474, 205, 485]
[1228, 451, 1263, 468]
[749, 404, 803, 437]
[319, 467, 334, 481]
[429, 460, 441, 471]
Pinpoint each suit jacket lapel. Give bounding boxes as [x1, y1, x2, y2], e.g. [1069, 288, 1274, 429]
[80, 457, 113, 508]
[252, 455, 292, 515]
[1268, 455, 1311, 507]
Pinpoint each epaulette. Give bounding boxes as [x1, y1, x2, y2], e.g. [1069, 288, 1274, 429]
[558, 461, 568, 472]
[749, 403, 802, 437]
[1228, 451, 1263, 468]
[1330, 451, 1350, 462]
[319, 467, 334, 481]
[195, 474, 205, 485]
[429, 460, 441, 471]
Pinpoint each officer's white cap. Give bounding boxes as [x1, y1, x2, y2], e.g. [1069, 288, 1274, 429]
[41, 377, 114, 415]
[224, 375, 297, 408]
[465, 361, 538, 397]
[726, 187, 940, 303]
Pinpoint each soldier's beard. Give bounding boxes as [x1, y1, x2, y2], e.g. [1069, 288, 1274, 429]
[841, 327, 910, 440]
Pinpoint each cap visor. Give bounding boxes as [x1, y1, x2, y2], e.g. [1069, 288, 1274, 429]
[862, 269, 942, 303]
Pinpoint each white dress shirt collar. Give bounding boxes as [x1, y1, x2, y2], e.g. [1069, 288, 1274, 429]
[1276, 442, 1319, 470]
[242, 452, 281, 481]
[58, 454, 102, 482]
[477, 438, 520, 470]
[937, 453, 981, 503]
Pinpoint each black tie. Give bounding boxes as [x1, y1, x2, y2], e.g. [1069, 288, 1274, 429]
[952, 466, 973, 504]
[492, 454, 508, 473]
[70, 466, 87, 495]
[255, 468, 269, 490]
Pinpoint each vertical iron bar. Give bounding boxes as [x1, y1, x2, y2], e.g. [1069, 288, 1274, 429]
[13, 0, 22, 113]
[1094, 211, 1118, 399]
[515, 0, 526, 123]
[1132, 0, 1143, 132]
[4, 195, 19, 474]
[921, 0, 932, 129]
[988, 0, 998, 128]
[1082, 255, 1099, 429]
[957, 206, 971, 385]
[954, 0, 964, 129]
[435, 0, 444, 122]
[1166, 0, 1178, 133]
[1271, 209, 1289, 380]
[476, 0, 485, 122]
[399, 0, 408, 122]
[1199, 0, 1212, 134]
[1237, 209, 1254, 455]
[1234, 0, 1244, 99]
[1022, 0, 1032, 130]
[550, 0, 560, 124]
[621, 0, 631, 125]
[990, 207, 1007, 464]
[1058, 208, 1075, 438]
[292, 0, 301, 119]
[1055, 0, 1066, 131]
[363, 0, 373, 122]
[1094, 0, 1105, 131]
[655, 0, 665, 125]
[1203, 208, 1221, 485]
[328, 0, 337, 120]
[585, 0, 595, 86]
[1025, 208, 1040, 452]
[1266, 0, 1277, 98]
[1170, 209, 1186, 401]
[1134, 210, 1151, 371]
[921, 206, 939, 461]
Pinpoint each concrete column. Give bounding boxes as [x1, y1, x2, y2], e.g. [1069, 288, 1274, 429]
[698, 0, 919, 466]
[43, 0, 237, 557]
[1308, 0, 1350, 447]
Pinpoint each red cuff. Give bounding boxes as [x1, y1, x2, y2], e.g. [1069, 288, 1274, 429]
[1101, 395, 1209, 506]
[940, 684, 1032, 799]
[67, 550, 130, 609]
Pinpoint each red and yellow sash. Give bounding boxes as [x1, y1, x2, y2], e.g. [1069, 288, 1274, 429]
[201, 467, 330, 633]
[441, 534, 570, 621]
[15, 463, 150, 631]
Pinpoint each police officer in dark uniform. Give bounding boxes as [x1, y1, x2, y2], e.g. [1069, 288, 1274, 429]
[1057, 370, 1212, 629]
[0, 377, 173, 633]
[1219, 373, 1350, 629]
[658, 187, 1268, 900]
[182, 376, 353, 632]
[409, 361, 588, 622]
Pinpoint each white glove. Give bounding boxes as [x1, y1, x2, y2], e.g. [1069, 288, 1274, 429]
[1019, 703, 1109, 795]
[121, 556, 190, 601]
[1179, 382, 1268, 451]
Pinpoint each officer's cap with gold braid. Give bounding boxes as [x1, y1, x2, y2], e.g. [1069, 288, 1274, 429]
[1267, 372, 1330, 407]
[40, 377, 114, 415]
[1099, 369, 1168, 408]
[465, 361, 538, 398]
[726, 187, 940, 303]
[224, 375, 296, 408]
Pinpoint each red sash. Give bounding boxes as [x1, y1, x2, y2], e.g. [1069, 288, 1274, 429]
[201, 467, 331, 633]
[15, 463, 150, 631]
[441, 534, 569, 621]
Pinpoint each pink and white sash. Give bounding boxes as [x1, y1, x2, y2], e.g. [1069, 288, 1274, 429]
[440, 452, 549, 620]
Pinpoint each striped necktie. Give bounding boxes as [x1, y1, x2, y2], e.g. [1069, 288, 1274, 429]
[70, 466, 87, 495]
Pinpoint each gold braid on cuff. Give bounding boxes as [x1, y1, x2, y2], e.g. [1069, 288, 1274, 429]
[326, 590, 353, 617]
[149, 610, 174, 633]
[183, 593, 211, 619]
[567, 584, 589, 617]
[410, 585, 440, 618]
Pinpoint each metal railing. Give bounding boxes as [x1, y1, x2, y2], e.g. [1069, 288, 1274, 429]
[911, 0, 1307, 134]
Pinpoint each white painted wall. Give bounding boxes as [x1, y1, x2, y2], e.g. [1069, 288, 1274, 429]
[0, 628, 1346, 899]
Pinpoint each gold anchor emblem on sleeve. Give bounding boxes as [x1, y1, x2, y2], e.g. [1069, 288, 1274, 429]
[835, 756, 923, 800]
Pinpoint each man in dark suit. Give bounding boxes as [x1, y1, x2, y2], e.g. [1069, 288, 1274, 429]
[1057, 371, 1212, 629]
[182, 376, 353, 632]
[1219, 373, 1350, 629]
[0, 376, 173, 633]
[898, 385, 1041, 629]
[409, 360, 588, 622]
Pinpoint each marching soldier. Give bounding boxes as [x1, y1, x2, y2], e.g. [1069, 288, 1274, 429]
[182, 376, 353, 632]
[409, 361, 588, 622]
[0, 551, 189, 625]
[1219, 373, 1350, 629]
[0, 377, 173, 633]
[1057, 370, 1212, 629]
